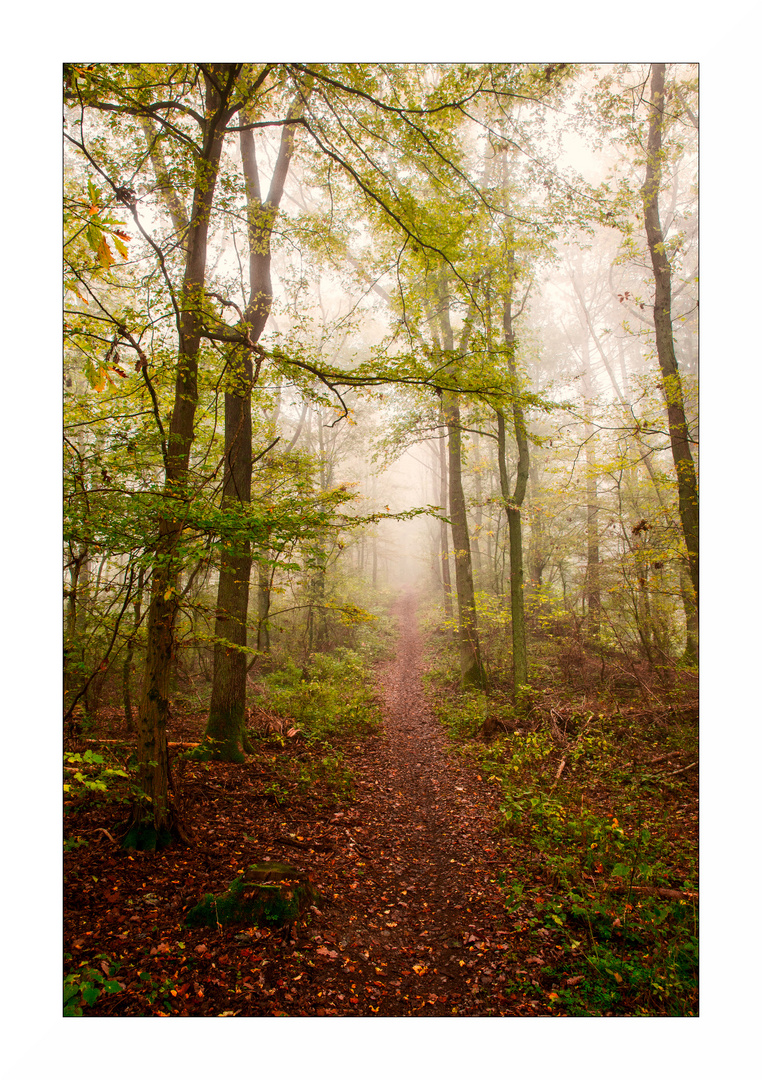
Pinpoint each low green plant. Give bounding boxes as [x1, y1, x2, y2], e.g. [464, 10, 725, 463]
[64, 837, 89, 852]
[435, 687, 488, 740]
[261, 647, 380, 748]
[138, 970, 178, 1013]
[63, 749, 130, 798]
[64, 955, 122, 1015]
[430, 662, 697, 1015]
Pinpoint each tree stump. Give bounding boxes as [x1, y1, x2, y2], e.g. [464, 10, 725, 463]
[184, 862, 318, 930]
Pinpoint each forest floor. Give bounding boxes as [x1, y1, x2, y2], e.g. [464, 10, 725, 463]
[63, 589, 698, 1017]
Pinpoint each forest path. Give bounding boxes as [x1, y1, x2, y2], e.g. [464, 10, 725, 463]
[327, 588, 523, 1015]
[64, 589, 535, 1017]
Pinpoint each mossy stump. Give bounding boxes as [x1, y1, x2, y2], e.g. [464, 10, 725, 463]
[184, 863, 318, 930]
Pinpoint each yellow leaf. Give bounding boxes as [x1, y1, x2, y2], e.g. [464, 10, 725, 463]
[164, 587, 173, 600]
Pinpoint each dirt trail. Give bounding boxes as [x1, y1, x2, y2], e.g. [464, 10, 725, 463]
[329, 588, 521, 1015]
[65, 588, 531, 1017]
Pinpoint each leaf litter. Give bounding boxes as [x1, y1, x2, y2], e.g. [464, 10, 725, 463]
[64, 589, 695, 1016]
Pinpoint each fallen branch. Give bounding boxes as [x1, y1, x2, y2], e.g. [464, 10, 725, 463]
[92, 828, 117, 844]
[638, 751, 683, 767]
[608, 884, 697, 901]
[662, 760, 698, 778]
[77, 738, 201, 749]
[273, 835, 334, 853]
[549, 714, 592, 791]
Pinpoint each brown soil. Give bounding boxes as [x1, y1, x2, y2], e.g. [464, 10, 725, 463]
[64, 589, 540, 1016]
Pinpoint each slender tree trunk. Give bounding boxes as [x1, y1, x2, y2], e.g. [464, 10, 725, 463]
[436, 276, 485, 688]
[444, 390, 486, 688]
[437, 402, 455, 626]
[581, 346, 601, 640]
[642, 62, 699, 639]
[256, 560, 272, 655]
[205, 96, 302, 760]
[527, 460, 546, 602]
[129, 66, 239, 849]
[632, 525, 654, 660]
[497, 276, 530, 696]
[205, 364, 254, 760]
[123, 566, 144, 732]
[586, 456, 601, 640]
[65, 545, 90, 716]
[680, 565, 698, 663]
[496, 408, 529, 692]
[471, 431, 484, 589]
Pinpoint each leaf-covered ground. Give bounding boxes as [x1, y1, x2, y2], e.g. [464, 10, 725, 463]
[63, 590, 697, 1017]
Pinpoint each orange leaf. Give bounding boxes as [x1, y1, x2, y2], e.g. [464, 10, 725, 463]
[96, 235, 115, 269]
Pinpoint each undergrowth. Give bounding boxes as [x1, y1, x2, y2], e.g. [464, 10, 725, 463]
[255, 647, 382, 805]
[425, 632, 698, 1017]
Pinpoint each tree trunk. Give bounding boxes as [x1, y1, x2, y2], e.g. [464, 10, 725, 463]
[437, 402, 455, 627]
[436, 275, 485, 688]
[642, 62, 699, 641]
[580, 343, 601, 640]
[205, 354, 254, 761]
[496, 409, 528, 692]
[444, 390, 486, 688]
[122, 565, 144, 733]
[586, 456, 601, 640]
[497, 278, 530, 697]
[129, 66, 239, 850]
[64, 544, 90, 717]
[680, 565, 698, 663]
[205, 96, 302, 760]
[256, 559, 272, 656]
[527, 460, 546, 602]
[471, 431, 484, 588]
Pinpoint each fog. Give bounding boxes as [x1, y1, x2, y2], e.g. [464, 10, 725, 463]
[64, 62, 698, 662]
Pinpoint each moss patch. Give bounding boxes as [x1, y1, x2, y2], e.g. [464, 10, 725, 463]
[184, 862, 318, 929]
